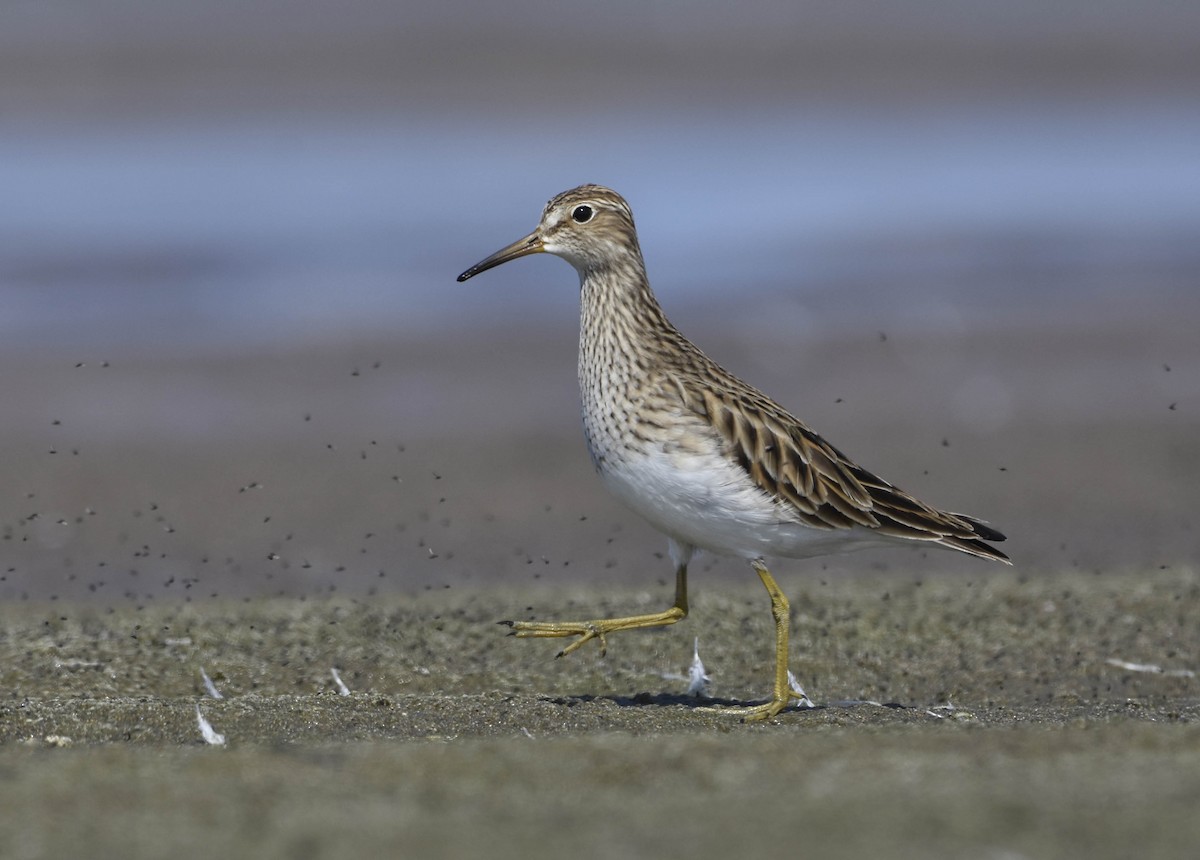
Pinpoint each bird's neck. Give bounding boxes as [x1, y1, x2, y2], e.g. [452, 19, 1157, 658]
[576, 253, 680, 416]
[578, 254, 673, 354]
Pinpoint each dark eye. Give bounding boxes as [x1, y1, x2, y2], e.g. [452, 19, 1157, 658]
[572, 205, 594, 223]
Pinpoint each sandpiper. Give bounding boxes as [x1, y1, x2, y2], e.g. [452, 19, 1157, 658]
[457, 185, 1009, 720]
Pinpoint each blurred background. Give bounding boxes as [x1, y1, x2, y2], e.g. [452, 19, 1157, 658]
[2, 0, 1198, 603]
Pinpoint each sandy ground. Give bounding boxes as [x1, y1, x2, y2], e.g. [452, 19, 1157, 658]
[2, 569, 1198, 859]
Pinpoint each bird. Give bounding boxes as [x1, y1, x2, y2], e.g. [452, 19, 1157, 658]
[457, 184, 1009, 720]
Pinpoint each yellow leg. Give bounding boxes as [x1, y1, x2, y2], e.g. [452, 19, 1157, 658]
[703, 559, 804, 721]
[503, 563, 688, 657]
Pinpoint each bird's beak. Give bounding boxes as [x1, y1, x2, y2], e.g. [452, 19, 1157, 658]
[457, 229, 544, 282]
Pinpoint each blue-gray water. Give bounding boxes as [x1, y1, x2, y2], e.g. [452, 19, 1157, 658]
[4, 100, 1198, 353]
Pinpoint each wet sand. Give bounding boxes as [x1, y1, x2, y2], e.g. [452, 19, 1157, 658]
[4, 297, 1198, 601]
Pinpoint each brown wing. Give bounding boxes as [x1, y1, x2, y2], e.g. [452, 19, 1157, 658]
[675, 370, 1009, 564]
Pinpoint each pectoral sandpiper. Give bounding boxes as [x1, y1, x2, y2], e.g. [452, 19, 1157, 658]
[457, 184, 1009, 721]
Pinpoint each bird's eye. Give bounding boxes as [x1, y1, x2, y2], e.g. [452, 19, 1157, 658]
[572, 205, 594, 223]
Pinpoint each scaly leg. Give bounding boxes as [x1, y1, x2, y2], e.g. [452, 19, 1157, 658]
[703, 559, 805, 721]
[503, 562, 688, 657]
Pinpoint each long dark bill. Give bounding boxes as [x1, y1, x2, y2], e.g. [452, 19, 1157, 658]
[456, 230, 544, 282]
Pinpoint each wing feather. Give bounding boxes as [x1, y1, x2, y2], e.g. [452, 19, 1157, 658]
[686, 373, 1009, 563]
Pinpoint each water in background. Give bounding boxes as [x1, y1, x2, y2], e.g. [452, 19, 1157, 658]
[5, 101, 1199, 353]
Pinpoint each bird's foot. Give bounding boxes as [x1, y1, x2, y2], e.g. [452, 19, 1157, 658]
[500, 604, 687, 659]
[500, 619, 611, 657]
[697, 688, 810, 722]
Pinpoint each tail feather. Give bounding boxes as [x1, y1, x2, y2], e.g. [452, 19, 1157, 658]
[940, 534, 1011, 564]
[954, 513, 1007, 544]
[940, 513, 1010, 564]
